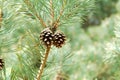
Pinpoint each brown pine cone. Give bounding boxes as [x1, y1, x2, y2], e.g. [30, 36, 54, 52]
[40, 28, 54, 47]
[0, 58, 4, 70]
[53, 31, 66, 48]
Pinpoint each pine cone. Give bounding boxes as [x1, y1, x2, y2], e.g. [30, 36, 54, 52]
[53, 31, 66, 48]
[40, 28, 54, 47]
[54, 72, 69, 80]
[56, 75, 65, 80]
[0, 58, 4, 70]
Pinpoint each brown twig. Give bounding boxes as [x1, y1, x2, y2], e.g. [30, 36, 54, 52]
[35, 13, 47, 27]
[53, 0, 66, 28]
[50, 0, 54, 24]
[37, 46, 51, 80]
[24, 0, 47, 27]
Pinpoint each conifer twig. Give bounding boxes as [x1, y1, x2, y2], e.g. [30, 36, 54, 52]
[37, 46, 51, 80]
[53, 0, 66, 28]
[24, 0, 47, 27]
[35, 13, 47, 27]
[50, 0, 54, 24]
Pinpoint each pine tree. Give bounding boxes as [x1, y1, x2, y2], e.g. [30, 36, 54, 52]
[0, 0, 95, 80]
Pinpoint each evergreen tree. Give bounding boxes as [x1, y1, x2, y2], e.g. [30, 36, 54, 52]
[0, 0, 95, 80]
[1, 0, 120, 80]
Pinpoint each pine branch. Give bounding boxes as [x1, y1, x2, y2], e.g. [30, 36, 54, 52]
[2, 0, 96, 79]
[35, 13, 47, 28]
[23, 0, 47, 27]
[37, 46, 51, 80]
[53, 0, 66, 28]
[49, 0, 54, 24]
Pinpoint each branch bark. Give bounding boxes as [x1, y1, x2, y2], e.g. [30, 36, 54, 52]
[50, 0, 54, 23]
[53, 0, 66, 28]
[37, 46, 51, 80]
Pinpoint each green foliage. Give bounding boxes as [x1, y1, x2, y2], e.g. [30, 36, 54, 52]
[104, 16, 120, 80]
[96, 0, 118, 19]
[1, 0, 120, 80]
[82, 0, 118, 28]
[1, 0, 95, 80]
